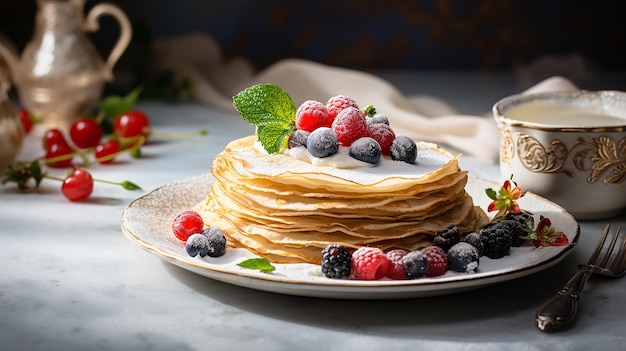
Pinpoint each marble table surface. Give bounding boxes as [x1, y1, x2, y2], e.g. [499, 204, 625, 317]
[1, 72, 625, 351]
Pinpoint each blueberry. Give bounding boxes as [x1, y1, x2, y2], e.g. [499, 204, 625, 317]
[366, 113, 389, 125]
[288, 129, 310, 149]
[463, 232, 483, 256]
[201, 226, 227, 257]
[447, 242, 480, 273]
[390, 136, 417, 164]
[186, 233, 210, 257]
[402, 250, 429, 279]
[307, 127, 339, 158]
[349, 137, 382, 164]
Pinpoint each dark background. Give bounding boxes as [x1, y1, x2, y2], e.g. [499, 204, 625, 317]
[1, 0, 625, 94]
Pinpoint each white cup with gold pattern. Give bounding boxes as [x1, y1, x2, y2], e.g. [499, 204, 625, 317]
[493, 90, 626, 220]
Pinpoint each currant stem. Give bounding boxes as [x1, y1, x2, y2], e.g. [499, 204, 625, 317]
[44, 173, 141, 191]
[150, 129, 209, 139]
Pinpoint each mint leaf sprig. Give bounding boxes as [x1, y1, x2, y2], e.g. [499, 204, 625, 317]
[232, 84, 296, 154]
[237, 258, 276, 273]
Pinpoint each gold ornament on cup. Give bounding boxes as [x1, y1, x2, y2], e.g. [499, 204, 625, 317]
[0, 0, 132, 129]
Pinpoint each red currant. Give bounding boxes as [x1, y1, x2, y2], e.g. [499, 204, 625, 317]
[43, 128, 69, 151]
[70, 117, 103, 149]
[114, 110, 151, 145]
[95, 139, 121, 164]
[45, 142, 74, 168]
[61, 167, 94, 201]
[171, 210, 204, 242]
[18, 108, 33, 133]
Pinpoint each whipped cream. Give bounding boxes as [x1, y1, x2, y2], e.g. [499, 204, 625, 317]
[284, 145, 373, 169]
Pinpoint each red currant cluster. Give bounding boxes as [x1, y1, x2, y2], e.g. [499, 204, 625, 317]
[41, 109, 150, 168]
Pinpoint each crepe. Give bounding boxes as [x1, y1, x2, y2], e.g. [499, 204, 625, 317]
[196, 136, 487, 264]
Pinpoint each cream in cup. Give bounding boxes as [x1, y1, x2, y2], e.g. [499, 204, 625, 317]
[493, 90, 626, 220]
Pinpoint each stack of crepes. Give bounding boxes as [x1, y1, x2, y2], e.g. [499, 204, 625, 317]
[196, 135, 488, 264]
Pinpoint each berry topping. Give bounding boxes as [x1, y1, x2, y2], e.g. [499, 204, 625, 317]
[295, 100, 330, 132]
[70, 117, 103, 149]
[366, 113, 389, 126]
[288, 129, 310, 149]
[186, 233, 210, 257]
[479, 222, 513, 259]
[171, 210, 204, 242]
[61, 167, 93, 202]
[349, 137, 381, 164]
[433, 224, 461, 253]
[390, 136, 418, 164]
[325, 95, 358, 124]
[505, 213, 533, 246]
[367, 123, 396, 155]
[351, 247, 390, 280]
[386, 248, 410, 280]
[331, 107, 368, 146]
[201, 226, 227, 257]
[447, 242, 480, 273]
[321, 244, 352, 279]
[421, 246, 448, 277]
[463, 232, 483, 256]
[402, 250, 429, 279]
[307, 127, 339, 158]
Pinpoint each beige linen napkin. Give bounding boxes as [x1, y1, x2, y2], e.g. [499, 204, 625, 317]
[153, 33, 579, 163]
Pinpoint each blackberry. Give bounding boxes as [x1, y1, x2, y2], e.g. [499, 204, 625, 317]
[463, 232, 483, 256]
[390, 136, 417, 164]
[402, 250, 429, 279]
[434, 224, 461, 253]
[307, 127, 339, 158]
[479, 222, 513, 259]
[366, 113, 389, 125]
[321, 244, 352, 279]
[506, 213, 533, 246]
[447, 242, 480, 273]
[288, 129, 310, 149]
[349, 137, 382, 164]
[201, 226, 227, 257]
[186, 233, 209, 257]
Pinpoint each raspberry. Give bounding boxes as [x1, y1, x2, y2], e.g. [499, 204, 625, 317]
[201, 226, 227, 257]
[433, 224, 461, 253]
[366, 113, 389, 125]
[321, 244, 352, 279]
[402, 250, 429, 279]
[479, 222, 513, 259]
[307, 127, 339, 158]
[385, 248, 410, 280]
[421, 246, 448, 277]
[351, 247, 390, 280]
[447, 242, 480, 273]
[331, 107, 368, 146]
[171, 210, 204, 242]
[296, 100, 330, 132]
[463, 232, 483, 256]
[349, 137, 381, 164]
[326, 95, 359, 124]
[367, 123, 396, 155]
[390, 136, 418, 164]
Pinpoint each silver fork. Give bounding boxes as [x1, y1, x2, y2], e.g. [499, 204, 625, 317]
[536, 224, 626, 331]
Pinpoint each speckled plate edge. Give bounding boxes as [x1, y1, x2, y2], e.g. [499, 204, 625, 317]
[120, 173, 580, 299]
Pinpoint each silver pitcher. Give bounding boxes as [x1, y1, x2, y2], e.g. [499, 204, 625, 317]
[0, 0, 132, 129]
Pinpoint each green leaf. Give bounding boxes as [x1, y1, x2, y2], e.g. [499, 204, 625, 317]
[237, 258, 276, 273]
[121, 181, 142, 191]
[485, 188, 497, 200]
[98, 87, 143, 118]
[232, 84, 296, 154]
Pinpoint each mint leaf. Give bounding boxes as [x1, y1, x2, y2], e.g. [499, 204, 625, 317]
[98, 87, 143, 118]
[237, 258, 276, 273]
[232, 84, 296, 154]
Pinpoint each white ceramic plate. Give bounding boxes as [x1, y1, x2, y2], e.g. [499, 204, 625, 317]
[121, 173, 579, 299]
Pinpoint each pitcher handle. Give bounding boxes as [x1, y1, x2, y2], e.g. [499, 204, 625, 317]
[84, 3, 132, 81]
